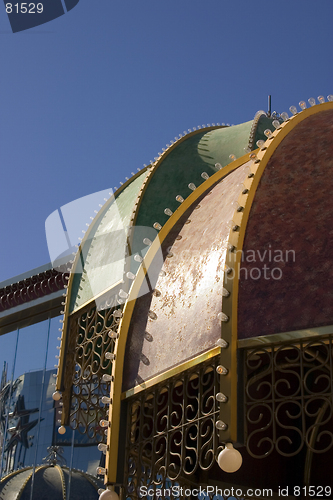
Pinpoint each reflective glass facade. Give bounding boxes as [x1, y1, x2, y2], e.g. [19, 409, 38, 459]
[0, 316, 101, 478]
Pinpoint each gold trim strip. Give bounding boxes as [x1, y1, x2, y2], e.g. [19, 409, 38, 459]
[55, 464, 67, 500]
[228, 102, 333, 439]
[238, 325, 333, 348]
[121, 346, 221, 399]
[0, 466, 31, 484]
[215, 159, 252, 442]
[222, 101, 333, 441]
[105, 151, 253, 483]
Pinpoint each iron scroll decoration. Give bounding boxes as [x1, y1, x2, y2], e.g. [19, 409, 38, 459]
[124, 357, 221, 499]
[243, 335, 333, 459]
[61, 304, 121, 441]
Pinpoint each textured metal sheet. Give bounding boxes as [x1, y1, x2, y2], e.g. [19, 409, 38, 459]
[123, 164, 249, 391]
[70, 172, 148, 313]
[238, 110, 333, 339]
[134, 124, 253, 233]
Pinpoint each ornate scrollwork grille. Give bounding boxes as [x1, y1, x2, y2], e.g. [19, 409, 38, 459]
[242, 334, 333, 459]
[123, 357, 222, 499]
[67, 305, 120, 441]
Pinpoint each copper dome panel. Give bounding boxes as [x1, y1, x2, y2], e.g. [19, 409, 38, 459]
[123, 164, 249, 391]
[238, 109, 333, 339]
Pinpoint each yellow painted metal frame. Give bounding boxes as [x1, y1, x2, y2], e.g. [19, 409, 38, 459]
[104, 151, 253, 484]
[220, 101, 333, 441]
[122, 346, 220, 399]
[238, 325, 333, 349]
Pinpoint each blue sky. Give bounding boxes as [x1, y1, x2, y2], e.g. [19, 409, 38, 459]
[0, 0, 332, 283]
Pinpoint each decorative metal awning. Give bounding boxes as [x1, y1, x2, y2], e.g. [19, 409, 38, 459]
[53, 100, 333, 496]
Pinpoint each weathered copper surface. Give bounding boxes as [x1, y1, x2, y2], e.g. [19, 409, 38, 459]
[238, 110, 333, 339]
[123, 164, 249, 391]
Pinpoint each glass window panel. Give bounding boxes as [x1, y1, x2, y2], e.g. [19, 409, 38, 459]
[14, 321, 49, 379]
[0, 329, 19, 385]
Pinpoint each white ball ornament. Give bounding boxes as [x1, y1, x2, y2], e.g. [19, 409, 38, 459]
[217, 443, 242, 473]
[99, 488, 119, 500]
[52, 391, 61, 401]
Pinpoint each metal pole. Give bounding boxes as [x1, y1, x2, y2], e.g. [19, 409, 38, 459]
[29, 318, 51, 500]
[268, 95, 272, 117]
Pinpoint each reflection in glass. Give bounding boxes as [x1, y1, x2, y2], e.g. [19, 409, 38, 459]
[0, 318, 100, 482]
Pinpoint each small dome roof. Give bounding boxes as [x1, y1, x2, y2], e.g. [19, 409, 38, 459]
[0, 464, 103, 500]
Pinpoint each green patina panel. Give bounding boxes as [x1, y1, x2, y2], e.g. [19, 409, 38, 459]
[199, 120, 253, 167]
[69, 171, 148, 313]
[133, 123, 253, 256]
